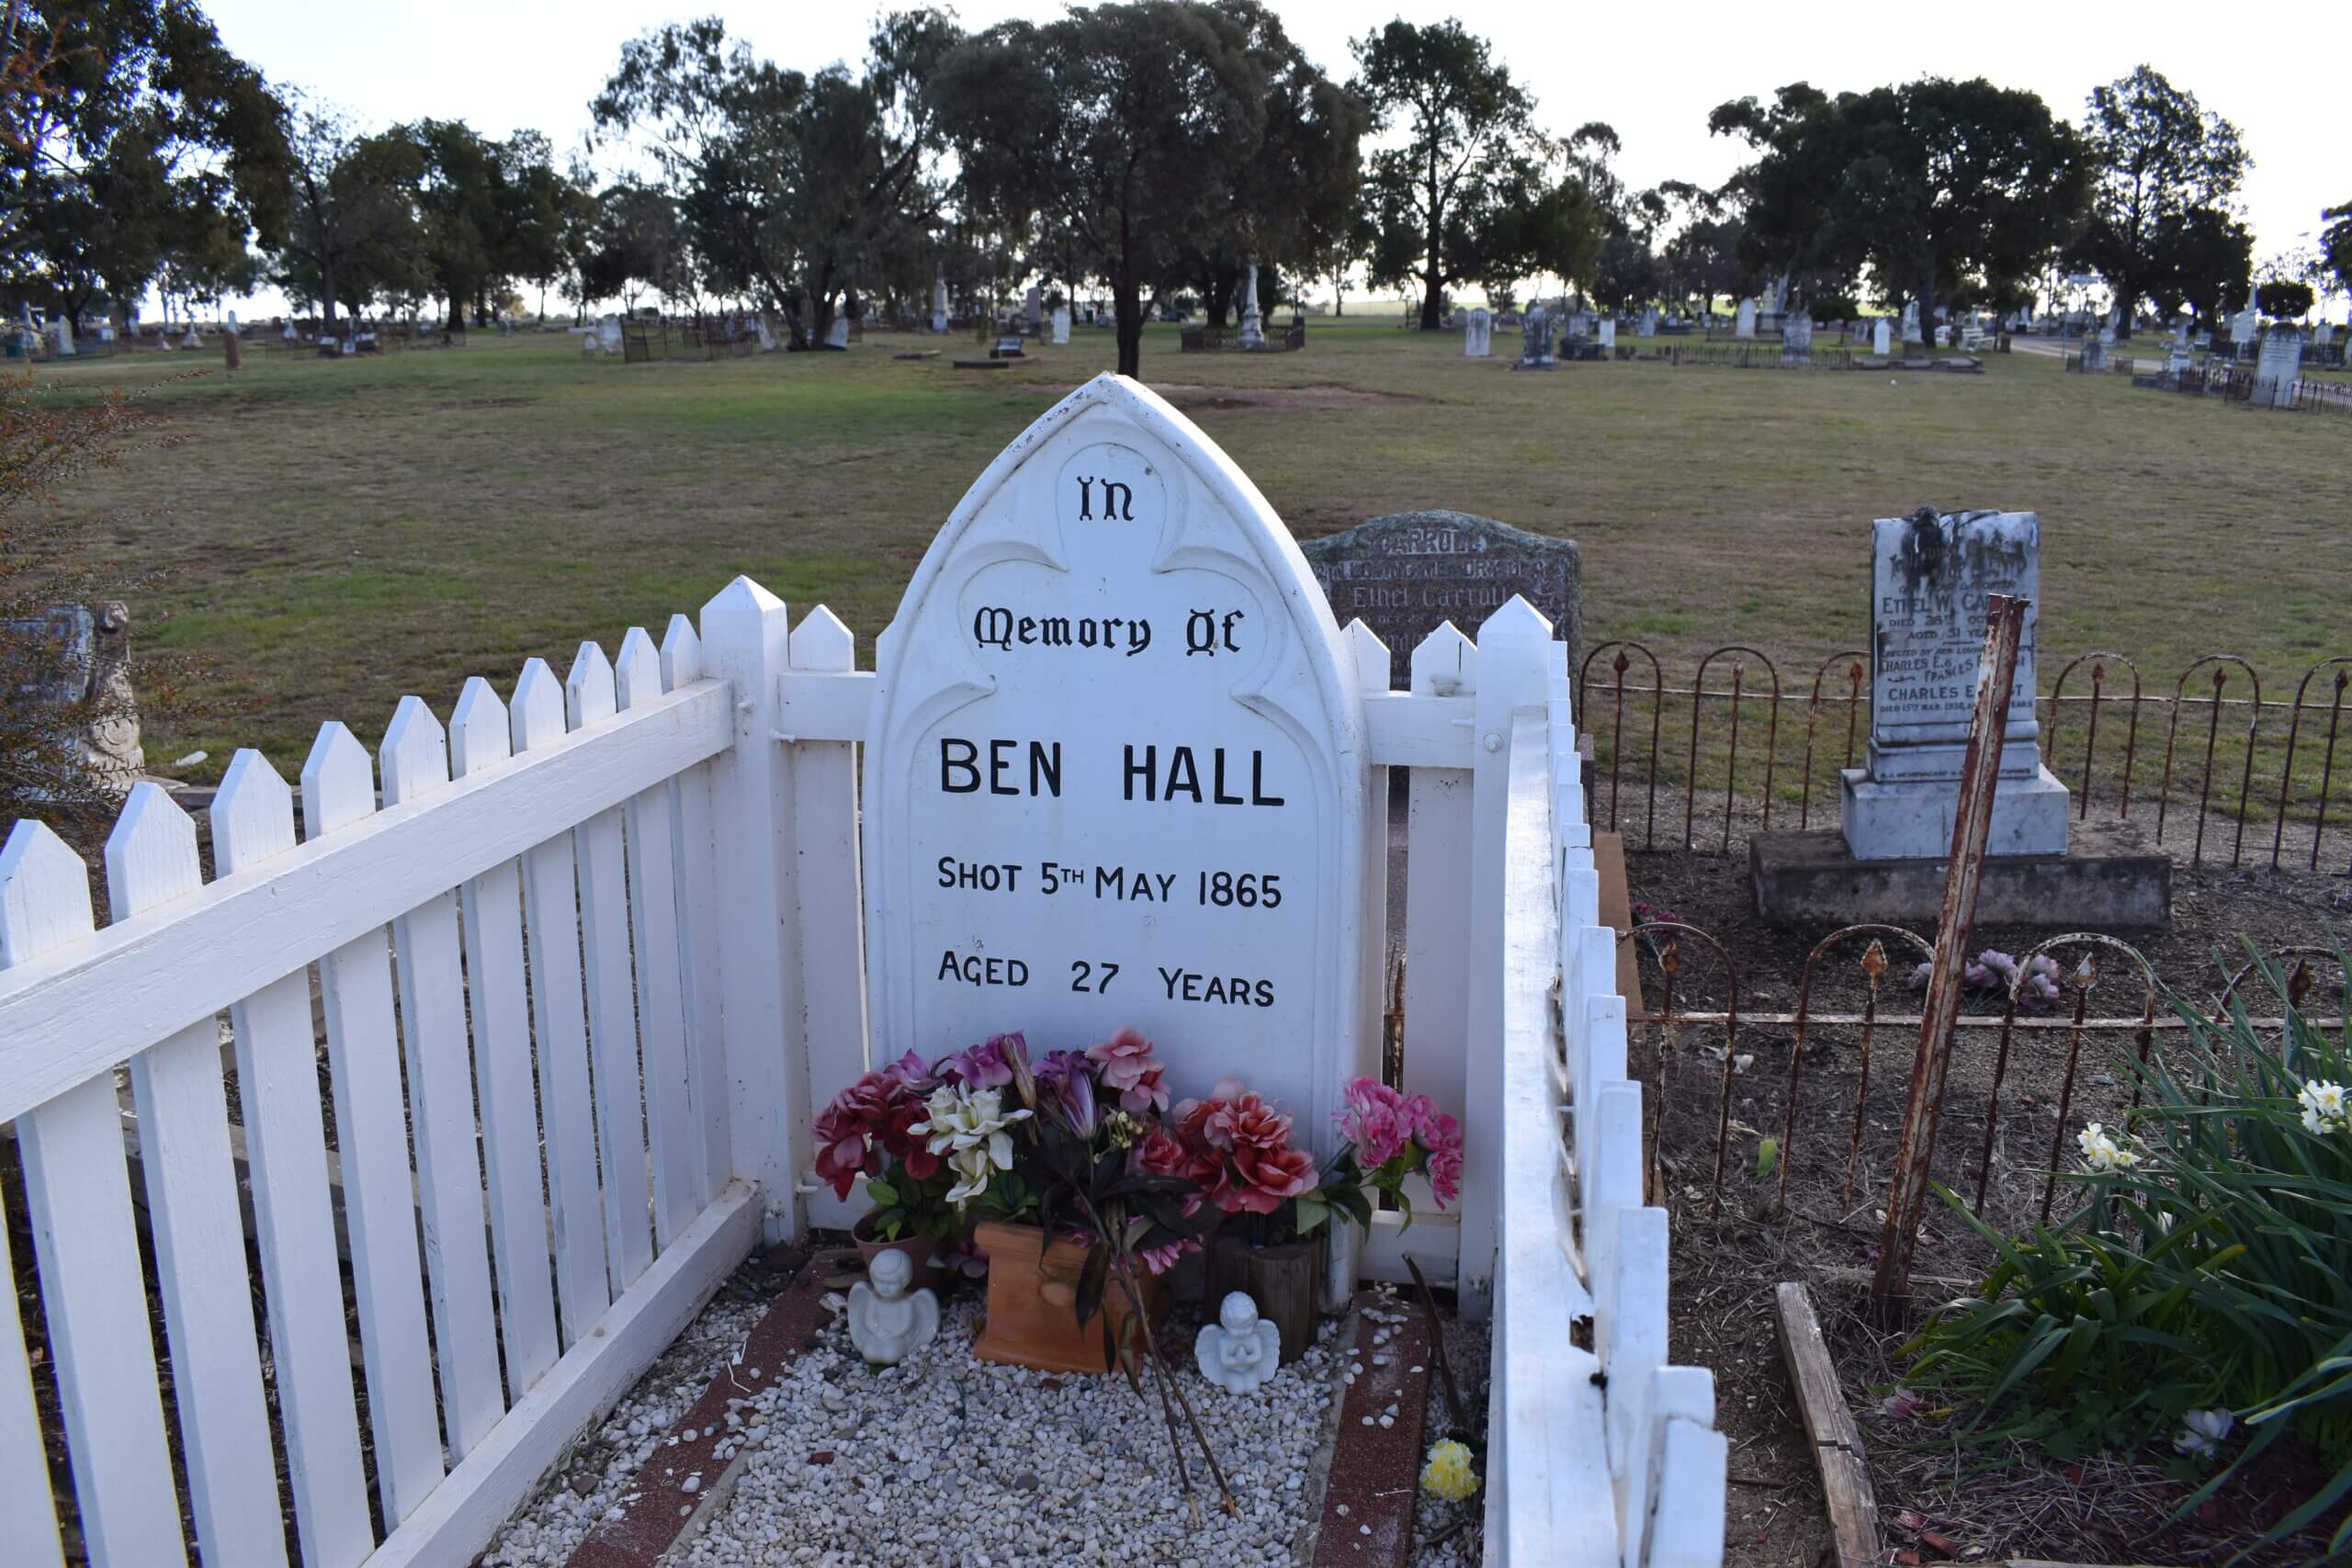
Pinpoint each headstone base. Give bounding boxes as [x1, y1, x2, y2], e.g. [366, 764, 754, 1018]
[1749, 821, 2170, 928]
[1839, 764, 2070, 860]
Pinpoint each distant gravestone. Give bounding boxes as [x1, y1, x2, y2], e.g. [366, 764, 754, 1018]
[1517, 304, 1555, 367]
[859, 373, 1370, 1122]
[1638, 307, 1657, 338]
[1733, 299, 1757, 338]
[2081, 335, 2107, 373]
[1024, 286, 1043, 334]
[1464, 307, 1491, 357]
[2251, 325, 2303, 409]
[826, 314, 851, 350]
[1871, 320, 1891, 355]
[1598, 317, 1616, 349]
[1841, 509, 2066, 861]
[1051, 305, 1071, 345]
[1300, 511, 1579, 692]
[931, 274, 949, 333]
[46, 317, 74, 357]
[1900, 300, 1921, 344]
[1781, 312, 1813, 364]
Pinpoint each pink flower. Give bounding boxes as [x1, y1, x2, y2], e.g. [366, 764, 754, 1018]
[1174, 1077, 1250, 1150]
[1138, 1235, 1203, 1276]
[935, 1033, 1019, 1089]
[1336, 1077, 1411, 1169]
[1226, 1142, 1317, 1214]
[1428, 1145, 1462, 1209]
[1087, 1027, 1170, 1113]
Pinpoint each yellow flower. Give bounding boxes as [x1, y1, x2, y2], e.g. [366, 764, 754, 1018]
[1419, 1438, 1478, 1502]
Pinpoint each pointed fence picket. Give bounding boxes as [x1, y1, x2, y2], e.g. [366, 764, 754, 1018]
[0, 578, 1724, 1568]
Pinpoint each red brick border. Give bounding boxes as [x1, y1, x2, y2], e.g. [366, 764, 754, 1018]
[1311, 1293, 1433, 1566]
[565, 1258, 834, 1568]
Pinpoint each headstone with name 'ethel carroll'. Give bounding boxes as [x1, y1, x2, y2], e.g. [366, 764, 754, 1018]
[1840, 508, 2068, 861]
[1300, 512, 1578, 692]
[859, 373, 1373, 1124]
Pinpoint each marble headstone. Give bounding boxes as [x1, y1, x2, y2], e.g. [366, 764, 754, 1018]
[1464, 307, 1491, 357]
[1637, 307, 1657, 338]
[2251, 325, 2303, 410]
[1598, 317, 1616, 349]
[1781, 312, 1812, 363]
[1301, 511, 1579, 691]
[1051, 305, 1071, 345]
[1734, 299, 1757, 338]
[826, 314, 851, 349]
[858, 373, 1371, 1132]
[46, 318, 74, 356]
[1840, 510, 2068, 861]
[1238, 261, 1265, 349]
[1518, 304, 1554, 367]
[2081, 335, 2107, 373]
[931, 274, 950, 333]
[1872, 319, 1891, 355]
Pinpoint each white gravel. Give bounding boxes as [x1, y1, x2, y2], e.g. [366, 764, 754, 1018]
[487, 1286, 1351, 1567]
[481, 1283, 769, 1567]
[682, 1295, 1341, 1566]
[1405, 1313, 1489, 1567]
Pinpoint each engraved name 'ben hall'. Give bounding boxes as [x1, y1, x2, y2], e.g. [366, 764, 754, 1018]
[938, 738, 1283, 806]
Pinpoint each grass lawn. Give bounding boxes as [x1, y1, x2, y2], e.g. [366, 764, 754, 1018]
[26, 320, 2352, 778]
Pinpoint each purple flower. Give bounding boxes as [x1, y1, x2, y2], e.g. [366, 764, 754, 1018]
[1053, 1062, 1101, 1138]
[937, 1032, 1020, 1089]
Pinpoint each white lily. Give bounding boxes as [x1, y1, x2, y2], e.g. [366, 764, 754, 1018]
[913, 1084, 1029, 1205]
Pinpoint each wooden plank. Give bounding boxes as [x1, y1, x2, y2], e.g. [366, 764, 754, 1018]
[788, 608, 869, 1142]
[662, 617, 730, 1211]
[0, 678, 732, 1125]
[304, 723, 447, 1523]
[451, 677, 561, 1397]
[382, 698, 506, 1459]
[3, 821, 187, 1568]
[514, 659, 612, 1346]
[106, 788, 288, 1568]
[0, 1155, 64, 1568]
[361, 1184, 761, 1568]
[1775, 1280, 1883, 1568]
[211, 755, 375, 1568]
[1363, 690, 1476, 768]
[1402, 624, 1476, 1147]
[775, 665, 874, 742]
[617, 629, 695, 1250]
[1592, 830, 1643, 1005]
[569, 644, 655, 1293]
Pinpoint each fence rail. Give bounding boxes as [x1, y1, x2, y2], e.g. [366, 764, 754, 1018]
[1578, 641, 2352, 872]
[1617, 918, 2346, 1231]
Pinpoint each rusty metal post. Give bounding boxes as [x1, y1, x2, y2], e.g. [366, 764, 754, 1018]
[1871, 594, 2029, 1319]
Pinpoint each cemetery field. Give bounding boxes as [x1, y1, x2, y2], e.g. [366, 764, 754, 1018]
[29, 321, 2351, 775]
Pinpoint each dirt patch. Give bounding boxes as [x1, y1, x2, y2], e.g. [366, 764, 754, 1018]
[440, 396, 538, 410]
[1044, 381, 1430, 412]
[1627, 842, 2349, 1565]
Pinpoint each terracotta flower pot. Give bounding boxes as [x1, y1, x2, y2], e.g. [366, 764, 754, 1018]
[853, 1210, 944, 1296]
[970, 1219, 1169, 1374]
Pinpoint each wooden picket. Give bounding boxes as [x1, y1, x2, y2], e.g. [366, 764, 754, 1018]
[0, 577, 1724, 1568]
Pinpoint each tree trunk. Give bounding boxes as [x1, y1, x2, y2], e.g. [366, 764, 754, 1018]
[1114, 276, 1144, 379]
[1419, 257, 1442, 331]
[321, 259, 340, 328]
[2113, 275, 2134, 341]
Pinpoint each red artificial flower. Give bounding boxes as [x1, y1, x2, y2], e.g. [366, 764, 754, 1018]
[1227, 1142, 1317, 1214]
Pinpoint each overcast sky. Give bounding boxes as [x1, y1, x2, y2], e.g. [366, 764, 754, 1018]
[200, 0, 2344, 316]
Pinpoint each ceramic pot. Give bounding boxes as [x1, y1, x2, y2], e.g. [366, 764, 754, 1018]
[853, 1211, 944, 1295]
[970, 1219, 1169, 1374]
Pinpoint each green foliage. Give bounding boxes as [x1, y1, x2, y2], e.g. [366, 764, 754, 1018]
[1710, 77, 2083, 334]
[1350, 18, 1594, 329]
[2324, 202, 2352, 300]
[2072, 65, 2248, 328]
[6, 0, 292, 331]
[1905, 947, 2352, 1554]
[2256, 280, 2314, 321]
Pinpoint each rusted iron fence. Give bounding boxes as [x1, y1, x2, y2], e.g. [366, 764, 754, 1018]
[1617, 920, 2346, 1234]
[1578, 641, 2352, 873]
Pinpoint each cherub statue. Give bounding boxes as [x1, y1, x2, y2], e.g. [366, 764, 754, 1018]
[846, 1247, 940, 1366]
[1194, 1291, 1282, 1393]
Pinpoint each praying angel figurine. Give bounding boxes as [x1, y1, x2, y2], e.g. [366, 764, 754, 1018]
[1194, 1291, 1282, 1393]
[846, 1247, 940, 1366]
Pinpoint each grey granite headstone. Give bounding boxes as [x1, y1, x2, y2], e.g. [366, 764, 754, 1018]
[2251, 325, 2303, 409]
[1840, 509, 2067, 860]
[1300, 511, 1579, 690]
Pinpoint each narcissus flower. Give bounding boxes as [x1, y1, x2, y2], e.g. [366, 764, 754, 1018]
[2300, 1080, 2347, 1135]
[2175, 1408, 2234, 1459]
[1419, 1438, 1478, 1501]
[2076, 1122, 2137, 1174]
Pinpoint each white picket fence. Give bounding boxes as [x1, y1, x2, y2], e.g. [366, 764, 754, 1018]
[0, 577, 1724, 1567]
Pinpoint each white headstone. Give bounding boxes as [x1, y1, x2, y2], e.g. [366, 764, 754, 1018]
[1637, 307, 1657, 338]
[225, 311, 239, 335]
[860, 375, 1369, 1128]
[181, 324, 202, 350]
[46, 317, 74, 356]
[283, 321, 298, 340]
[598, 315, 623, 355]
[932, 273, 949, 333]
[1734, 299, 1757, 339]
[1238, 257, 1265, 349]
[1598, 317, 1616, 349]
[2250, 325, 2303, 410]
[1872, 319, 1891, 355]
[1051, 305, 1070, 345]
[1463, 307, 1491, 357]
[826, 314, 851, 349]
[1900, 300, 1921, 344]
[1841, 510, 2067, 861]
[756, 313, 777, 352]
[2233, 285, 2258, 346]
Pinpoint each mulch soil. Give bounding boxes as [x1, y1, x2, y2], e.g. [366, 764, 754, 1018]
[1626, 839, 2351, 1566]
